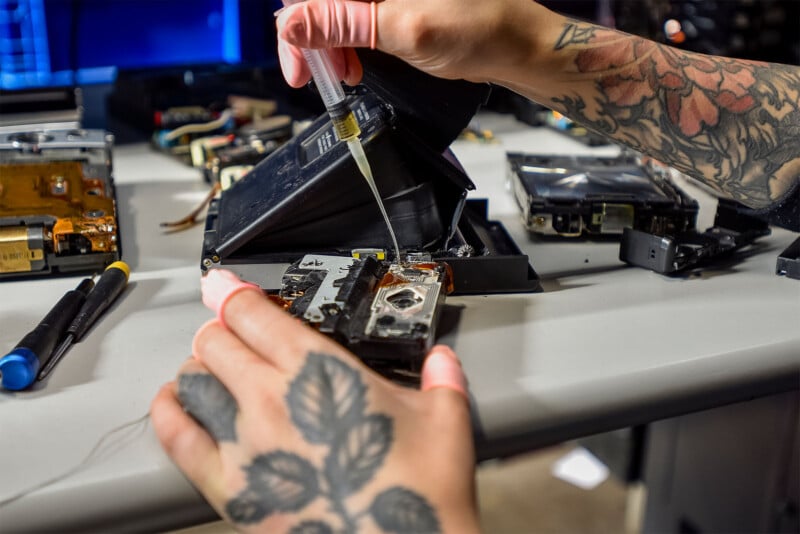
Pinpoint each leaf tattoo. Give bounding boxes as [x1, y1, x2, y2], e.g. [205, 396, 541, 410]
[324, 414, 393, 497]
[178, 374, 238, 442]
[370, 488, 441, 534]
[286, 353, 367, 444]
[227, 452, 319, 523]
[225, 352, 441, 532]
[225, 489, 271, 524]
[289, 521, 335, 534]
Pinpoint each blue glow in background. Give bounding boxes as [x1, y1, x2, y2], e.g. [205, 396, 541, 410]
[0, 0, 279, 90]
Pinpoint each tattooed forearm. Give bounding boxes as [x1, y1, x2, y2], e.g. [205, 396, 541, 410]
[182, 353, 441, 533]
[548, 20, 800, 209]
[554, 23, 597, 50]
[178, 374, 239, 442]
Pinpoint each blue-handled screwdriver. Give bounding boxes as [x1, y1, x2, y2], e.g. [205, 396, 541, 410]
[0, 278, 95, 391]
[37, 261, 130, 381]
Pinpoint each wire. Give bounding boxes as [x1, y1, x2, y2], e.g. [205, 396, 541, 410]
[0, 413, 150, 509]
[160, 183, 221, 232]
[163, 109, 233, 141]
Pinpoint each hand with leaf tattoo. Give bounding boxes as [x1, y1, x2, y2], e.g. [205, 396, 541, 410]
[277, 0, 799, 211]
[151, 269, 479, 533]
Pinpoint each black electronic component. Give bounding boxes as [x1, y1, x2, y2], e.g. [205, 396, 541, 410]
[237, 115, 293, 144]
[620, 201, 771, 274]
[202, 50, 540, 295]
[154, 107, 215, 130]
[204, 143, 276, 184]
[776, 237, 800, 280]
[508, 153, 699, 237]
[209, 91, 470, 257]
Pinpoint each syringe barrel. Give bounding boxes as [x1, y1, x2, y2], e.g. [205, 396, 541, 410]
[303, 49, 349, 119]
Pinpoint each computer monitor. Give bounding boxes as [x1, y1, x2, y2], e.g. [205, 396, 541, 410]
[0, 0, 281, 91]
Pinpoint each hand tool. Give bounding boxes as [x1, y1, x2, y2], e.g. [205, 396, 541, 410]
[0, 278, 94, 390]
[37, 261, 131, 381]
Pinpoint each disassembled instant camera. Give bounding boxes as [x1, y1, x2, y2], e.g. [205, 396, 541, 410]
[202, 51, 540, 378]
[620, 200, 771, 274]
[507, 153, 699, 237]
[0, 129, 120, 279]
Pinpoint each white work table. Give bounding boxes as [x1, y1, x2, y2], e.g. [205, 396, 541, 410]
[1, 114, 798, 532]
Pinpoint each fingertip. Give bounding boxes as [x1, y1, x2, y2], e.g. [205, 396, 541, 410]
[200, 269, 262, 325]
[150, 381, 176, 420]
[278, 39, 312, 88]
[275, 3, 304, 44]
[150, 381, 183, 446]
[428, 344, 462, 365]
[192, 318, 225, 360]
[327, 48, 351, 84]
[420, 345, 469, 400]
[282, 0, 373, 48]
[343, 47, 364, 86]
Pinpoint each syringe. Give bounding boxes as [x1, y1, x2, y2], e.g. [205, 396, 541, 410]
[283, 7, 402, 261]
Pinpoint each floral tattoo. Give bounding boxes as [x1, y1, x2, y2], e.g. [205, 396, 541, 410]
[179, 353, 441, 534]
[552, 21, 800, 208]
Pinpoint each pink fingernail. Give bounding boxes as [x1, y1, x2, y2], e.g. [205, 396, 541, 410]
[200, 269, 262, 321]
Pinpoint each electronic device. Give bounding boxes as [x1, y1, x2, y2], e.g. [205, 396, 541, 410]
[201, 115, 294, 183]
[270, 254, 450, 382]
[620, 200, 771, 274]
[0, 0, 282, 91]
[203, 51, 540, 293]
[201, 50, 540, 377]
[776, 237, 800, 280]
[507, 153, 699, 237]
[0, 129, 120, 279]
[0, 88, 82, 133]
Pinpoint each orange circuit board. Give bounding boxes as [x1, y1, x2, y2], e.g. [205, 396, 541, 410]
[0, 160, 119, 276]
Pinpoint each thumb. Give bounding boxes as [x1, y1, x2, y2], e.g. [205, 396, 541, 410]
[277, 0, 375, 49]
[420, 345, 469, 403]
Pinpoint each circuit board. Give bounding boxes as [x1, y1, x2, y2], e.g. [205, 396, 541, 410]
[0, 130, 120, 278]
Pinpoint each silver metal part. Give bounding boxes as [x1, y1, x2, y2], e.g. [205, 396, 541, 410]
[0, 129, 114, 175]
[405, 252, 432, 263]
[295, 254, 358, 323]
[365, 263, 443, 340]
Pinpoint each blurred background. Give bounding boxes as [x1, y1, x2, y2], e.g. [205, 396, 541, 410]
[1, 0, 797, 135]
